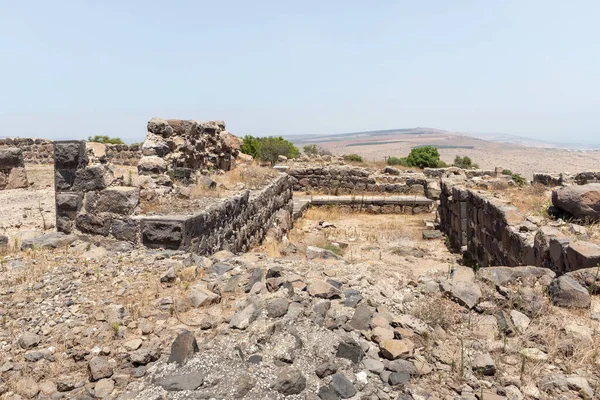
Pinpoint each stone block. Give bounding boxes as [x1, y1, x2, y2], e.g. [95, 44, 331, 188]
[72, 165, 109, 192]
[95, 187, 139, 215]
[54, 141, 88, 169]
[76, 213, 111, 236]
[55, 192, 83, 212]
[141, 218, 186, 250]
[112, 218, 139, 242]
[55, 169, 77, 191]
[566, 241, 600, 272]
[0, 148, 25, 169]
[5, 167, 28, 189]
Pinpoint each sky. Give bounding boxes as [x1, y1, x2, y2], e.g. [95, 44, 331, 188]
[1, 1, 599, 144]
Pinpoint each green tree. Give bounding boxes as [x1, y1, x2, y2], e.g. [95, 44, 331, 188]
[257, 136, 300, 163]
[241, 135, 261, 158]
[406, 146, 442, 168]
[87, 135, 125, 144]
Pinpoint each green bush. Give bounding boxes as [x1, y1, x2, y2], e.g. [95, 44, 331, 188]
[343, 154, 363, 163]
[453, 155, 479, 169]
[88, 135, 124, 144]
[502, 169, 513, 175]
[241, 135, 299, 163]
[303, 144, 331, 156]
[405, 146, 442, 169]
[387, 156, 408, 166]
[511, 173, 527, 186]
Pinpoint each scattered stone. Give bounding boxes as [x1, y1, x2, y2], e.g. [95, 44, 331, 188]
[94, 378, 115, 398]
[362, 358, 385, 373]
[343, 289, 362, 307]
[336, 342, 364, 364]
[521, 348, 548, 362]
[330, 373, 357, 399]
[229, 299, 262, 330]
[422, 230, 443, 240]
[440, 279, 482, 309]
[273, 368, 307, 395]
[308, 280, 341, 299]
[18, 332, 41, 349]
[552, 184, 600, 221]
[88, 356, 113, 382]
[155, 371, 204, 391]
[123, 338, 143, 351]
[266, 298, 289, 318]
[510, 310, 531, 333]
[315, 361, 339, 378]
[349, 304, 373, 331]
[160, 267, 176, 283]
[549, 276, 591, 308]
[168, 330, 199, 366]
[379, 339, 412, 360]
[388, 371, 410, 386]
[317, 386, 340, 400]
[472, 353, 496, 376]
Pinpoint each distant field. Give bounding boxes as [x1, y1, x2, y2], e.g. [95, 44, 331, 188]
[411, 144, 475, 149]
[347, 140, 405, 147]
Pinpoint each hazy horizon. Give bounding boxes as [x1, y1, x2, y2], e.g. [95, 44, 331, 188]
[2, 1, 599, 145]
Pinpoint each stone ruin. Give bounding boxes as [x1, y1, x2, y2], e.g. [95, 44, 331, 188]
[0, 147, 28, 190]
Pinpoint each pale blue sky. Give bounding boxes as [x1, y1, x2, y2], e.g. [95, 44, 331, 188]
[1, 1, 599, 144]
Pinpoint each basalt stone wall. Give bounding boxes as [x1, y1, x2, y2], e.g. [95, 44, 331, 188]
[0, 138, 54, 164]
[138, 174, 294, 253]
[0, 147, 28, 189]
[439, 179, 600, 274]
[104, 144, 142, 166]
[532, 172, 600, 186]
[289, 166, 441, 199]
[54, 140, 140, 236]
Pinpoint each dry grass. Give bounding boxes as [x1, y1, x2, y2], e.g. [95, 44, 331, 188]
[494, 184, 552, 217]
[214, 164, 276, 189]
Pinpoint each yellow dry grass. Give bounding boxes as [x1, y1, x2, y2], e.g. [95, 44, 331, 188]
[494, 184, 552, 217]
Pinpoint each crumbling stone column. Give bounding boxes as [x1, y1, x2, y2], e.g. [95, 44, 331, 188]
[54, 140, 88, 233]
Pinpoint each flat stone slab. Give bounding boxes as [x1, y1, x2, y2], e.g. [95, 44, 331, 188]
[298, 195, 433, 207]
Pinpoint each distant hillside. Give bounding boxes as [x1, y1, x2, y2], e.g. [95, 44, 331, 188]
[287, 127, 448, 145]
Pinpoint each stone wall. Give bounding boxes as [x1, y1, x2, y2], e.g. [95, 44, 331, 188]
[439, 179, 600, 274]
[533, 171, 600, 186]
[288, 166, 441, 199]
[104, 144, 142, 166]
[0, 147, 28, 189]
[0, 138, 54, 164]
[140, 174, 294, 253]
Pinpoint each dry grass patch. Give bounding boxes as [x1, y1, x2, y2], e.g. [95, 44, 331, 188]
[494, 184, 551, 217]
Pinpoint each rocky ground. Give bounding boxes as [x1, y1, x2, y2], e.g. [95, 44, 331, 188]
[1, 200, 600, 400]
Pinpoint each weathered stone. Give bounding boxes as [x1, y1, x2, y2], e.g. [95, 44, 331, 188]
[362, 358, 385, 373]
[94, 378, 114, 398]
[423, 230, 443, 240]
[388, 371, 410, 386]
[76, 213, 110, 236]
[379, 339, 412, 360]
[54, 140, 88, 169]
[565, 241, 600, 271]
[308, 280, 341, 299]
[266, 298, 289, 318]
[155, 371, 204, 391]
[477, 266, 556, 287]
[317, 386, 340, 400]
[18, 332, 41, 349]
[440, 279, 482, 309]
[137, 156, 167, 175]
[94, 187, 139, 215]
[472, 353, 496, 375]
[229, 299, 262, 330]
[510, 310, 531, 333]
[88, 356, 113, 381]
[5, 167, 28, 189]
[15, 377, 40, 399]
[273, 368, 306, 395]
[552, 184, 600, 221]
[348, 304, 373, 331]
[141, 219, 184, 250]
[0, 147, 24, 169]
[168, 330, 199, 366]
[336, 341, 364, 363]
[315, 361, 339, 378]
[549, 276, 591, 308]
[189, 285, 220, 307]
[129, 347, 160, 365]
[343, 289, 362, 307]
[330, 373, 356, 398]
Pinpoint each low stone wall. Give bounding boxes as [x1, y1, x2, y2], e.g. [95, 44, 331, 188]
[0, 138, 54, 164]
[288, 166, 441, 199]
[139, 174, 294, 253]
[533, 171, 600, 186]
[0, 147, 28, 189]
[104, 144, 142, 166]
[439, 179, 600, 274]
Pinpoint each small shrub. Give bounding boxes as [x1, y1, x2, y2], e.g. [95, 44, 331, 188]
[387, 157, 408, 166]
[88, 135, 125, 144]
[406, 146, 442, 169]
[323, 243, 343, 256]
[343, 154, 363, 163]
[303, 144, 332, 156]
[511, 173, 527, 186]
[453, 155, 479, 169]
[502, 169, 513, 176]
